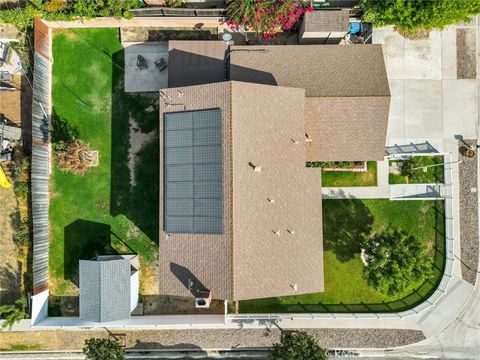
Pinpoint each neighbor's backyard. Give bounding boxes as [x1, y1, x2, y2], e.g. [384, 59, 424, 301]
[50, 28, 159, 298]
[240, 199, 445, 313]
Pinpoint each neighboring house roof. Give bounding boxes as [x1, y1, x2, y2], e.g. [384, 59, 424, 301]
[229, 45, 391, 161]
[0, 89, 22, 126]
[79, 257, 132, 323]
[302, 10, 350, 33]
[168, 41, 226, 88]
[159, 81, 324, 301]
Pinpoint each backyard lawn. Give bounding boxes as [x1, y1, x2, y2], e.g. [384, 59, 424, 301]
[321, 161, 377, 187]
[239, 199, 445, 313]
[389, 156, 445, 184]
[50, 28, 159, 296]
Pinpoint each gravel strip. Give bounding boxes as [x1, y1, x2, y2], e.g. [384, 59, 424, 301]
[456, 28, 476, 79]
[458, 140, 479, 285]
[0, 328, 425, 351]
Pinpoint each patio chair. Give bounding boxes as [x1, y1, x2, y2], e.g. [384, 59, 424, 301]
[155, 57, 168, 72]
[137, 55, 148, 69]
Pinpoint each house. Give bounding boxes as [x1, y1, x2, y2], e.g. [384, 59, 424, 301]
[299, 10, 350, 44]
[158, 42, 389, 303]
[79, 255, 139, 322]
[229, 45, 391, 161]
[159, 81, 324, 301]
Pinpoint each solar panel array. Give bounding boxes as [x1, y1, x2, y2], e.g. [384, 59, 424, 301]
[163, 109, 223, 234]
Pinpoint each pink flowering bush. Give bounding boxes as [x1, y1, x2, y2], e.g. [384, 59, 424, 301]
[226, 0, 313, 38]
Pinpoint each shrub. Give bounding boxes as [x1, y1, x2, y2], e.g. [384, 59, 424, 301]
[83, 338, 125, 360]
[360, 0, 480, 35]
[0, 297, 28, 330]
[55, 139, 92, 176]
[226, 0, 313, 38]
[363, 228, 432, 296]
[269, 331, 327, 360]
[165, 0, 185, 7]
[44, 0, 68, 12]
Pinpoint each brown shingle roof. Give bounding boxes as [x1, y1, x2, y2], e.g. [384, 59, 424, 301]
[168, 41, 226, 88]
[229, 45, 390, 97]
[229, 45, 390, 160]
[302, 10, 350, 33]
[159, 81, 324, 301]
[305, 96, 390, 161]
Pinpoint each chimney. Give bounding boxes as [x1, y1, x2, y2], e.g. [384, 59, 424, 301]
[248, 162, 261, 173]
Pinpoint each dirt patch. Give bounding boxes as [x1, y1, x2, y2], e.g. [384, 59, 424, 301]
[394, 27, 430, 40]
[139, 258, 159, 295]
[141, 295, 225, 315]
[128, 115, 156, 187]
[0, 186, 21, 305]
[457, 28, 476, 79]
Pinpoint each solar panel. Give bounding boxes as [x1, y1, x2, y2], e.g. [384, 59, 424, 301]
[164, 109, 223, 234]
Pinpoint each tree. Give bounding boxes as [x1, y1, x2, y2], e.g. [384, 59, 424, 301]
[363, 228, 432, 296]
[268, 331, 327, 360]
[0, 297, 28, 330]
[226, 0, 313, 38]
[360, 0, 480, 34]
[83, 338, 125, 360]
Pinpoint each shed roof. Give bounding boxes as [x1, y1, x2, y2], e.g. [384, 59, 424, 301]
[302, 10, 350, 33]
[168, 40, 226, 88]
[159, 81, 324, 301]
[79, 258, 131, 323]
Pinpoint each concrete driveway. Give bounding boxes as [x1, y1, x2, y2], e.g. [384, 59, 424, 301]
[373, 20, 478, 154]
[124, 43, 168, 92]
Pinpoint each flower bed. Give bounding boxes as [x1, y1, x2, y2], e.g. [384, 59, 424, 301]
[307, 161, 367, 172]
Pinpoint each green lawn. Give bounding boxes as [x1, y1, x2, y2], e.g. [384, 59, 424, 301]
[321, 161, 377, 187]
[239, 199, 445, 313]
[50, 28, 159, 296]
[389, 156, 444, 184]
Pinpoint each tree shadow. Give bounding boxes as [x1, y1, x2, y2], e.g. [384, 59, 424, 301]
[130, 339, 205, 351]
[0, 265, 21, 306]
[64, 219, 116, 286]
[109, 48, 159, 244]
[322, 198, 373, 262]
[50, 109, 79, 144]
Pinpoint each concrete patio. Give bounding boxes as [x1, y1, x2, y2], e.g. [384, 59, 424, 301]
[373, 22, 478, 154]
[124, 42, 168, 92]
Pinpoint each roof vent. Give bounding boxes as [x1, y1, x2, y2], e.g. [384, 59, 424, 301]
[248, 162, 261, 173]
[272, 229, 281, 236]
[305, 133, 313, 143]
[267, 197, 275, 204]
[160, 90, 172, 104]
[291, 138, 299, 144]
[177, 89, 184, 97]
[188, 279, 195, 291]
[166, 233, 171, 239]
[287, 229, 295, 235]
[291, 283, 298, 292]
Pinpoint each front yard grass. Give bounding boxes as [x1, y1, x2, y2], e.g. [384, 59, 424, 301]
[50, 28, 159, 296]
[389, 156, 444, 184]
[321, 161, 377, 187]
[239, 199, 445, 313]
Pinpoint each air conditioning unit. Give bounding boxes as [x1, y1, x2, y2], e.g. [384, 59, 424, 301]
[195, 290, 212, 308]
